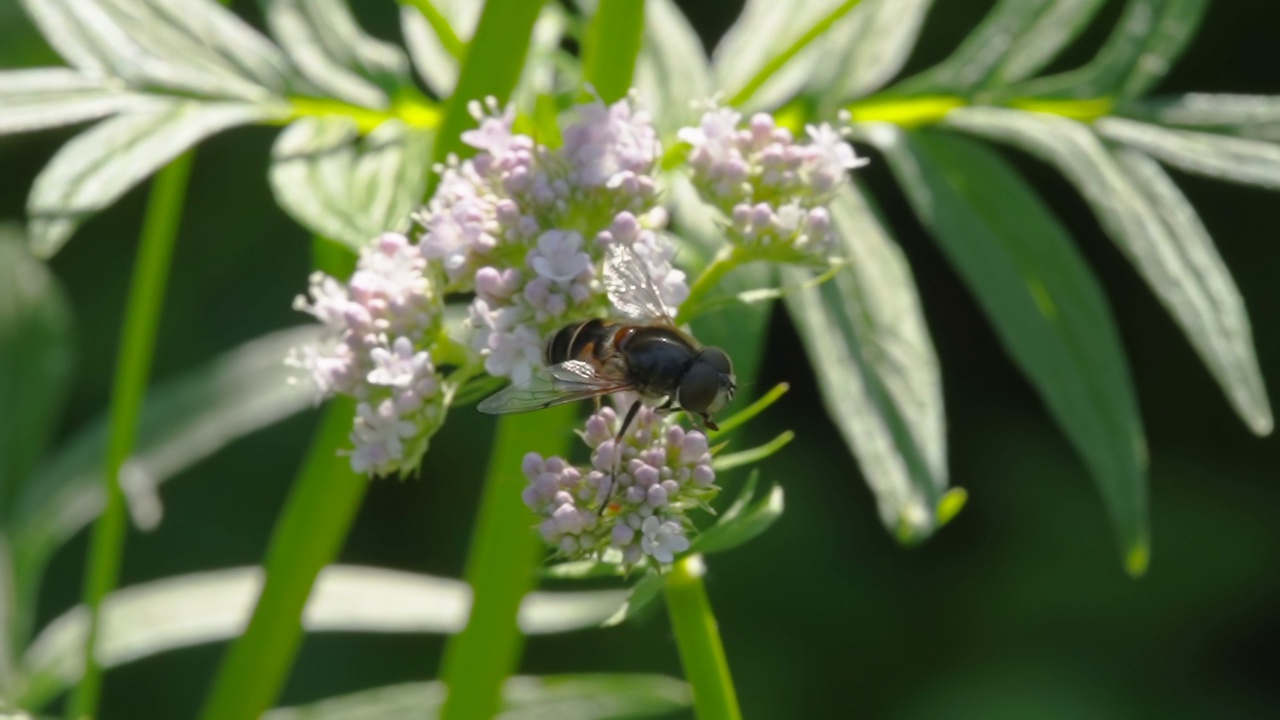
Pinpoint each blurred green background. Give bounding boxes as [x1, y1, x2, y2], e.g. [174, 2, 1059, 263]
[2, 1, 1278, 718]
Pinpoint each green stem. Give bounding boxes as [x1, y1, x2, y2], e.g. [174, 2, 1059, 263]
[439, 406, 578, 720]
[401, 0, 467, 60]
[664, 554, 741, 720]
[66, 153, 192, 720]
[728, 0, 864, 107]
[676, 247, 745, 325]
[580, 0, 646, 103]
[197, 398, 365, 720]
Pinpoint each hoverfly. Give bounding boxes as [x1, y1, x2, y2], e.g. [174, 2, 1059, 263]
[477, 243, 737, 445]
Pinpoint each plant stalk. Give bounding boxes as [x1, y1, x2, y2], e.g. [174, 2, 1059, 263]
[664, 553, 742, 720]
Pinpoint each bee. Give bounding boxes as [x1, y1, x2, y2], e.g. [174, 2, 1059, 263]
[477, 243, 737, 444]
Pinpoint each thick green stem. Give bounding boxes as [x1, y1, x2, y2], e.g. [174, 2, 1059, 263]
[580, 0, 646, 103]
[439, 405, 578, 720]
[197, 398, 366, 720]
[728, 0, 863, 107]
[67, 153, 193, 720]
[664, 554, 741, 720]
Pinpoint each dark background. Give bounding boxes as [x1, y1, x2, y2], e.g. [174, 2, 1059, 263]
[2, 1, 1278, 717]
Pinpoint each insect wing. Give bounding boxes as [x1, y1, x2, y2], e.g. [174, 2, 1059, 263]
[476, 360, 633, 414]
[603, 242, 675, 325]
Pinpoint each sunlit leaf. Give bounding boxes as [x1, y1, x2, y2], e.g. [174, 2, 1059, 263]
[0, 227, 74, 520]
[264, 674, 690, 720]
[867, 124, 1148, 570]
[400, 0, 481, 96]
[945, 107, 1273, 436]
[1119, 93, 1280, 141]
[809, 0, 934, 109]
[269, 117, 434, 249]
[1001, 0, 1208, 101]
[262, 0, 412, 108]
[894, 0, 1104, 95]
[633, 0, 711, 136]
[19, 0, 283, 102]
[26, 101, 281, 257]
[0, 69, 148, 136]
[691, 472, 784, 555]
[600, 572, 663, 627]
[783, 184, 948, 540]
[19, 565, 631, 710]
[1097, 116, 1280, 191]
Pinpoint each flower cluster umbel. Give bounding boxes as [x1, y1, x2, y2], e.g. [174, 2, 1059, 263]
[289, 232, 448, 476]
[680, 105, 867, 260]
[522, 400, 717, 567]
[415, 95, 687, 384]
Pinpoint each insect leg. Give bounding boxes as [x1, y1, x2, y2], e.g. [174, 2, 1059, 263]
[598, 399, 643, 516]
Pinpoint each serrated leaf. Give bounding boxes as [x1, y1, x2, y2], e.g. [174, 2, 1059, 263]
[0, 68, 149, 136]
[810, 0, 934, 107]
[270, 117, 434, 249]
[264, 0, 411, 109]
[600, 572, 663, 627]
[26, 101, 278, 257]
[783, 184, 948, 540]
[1097, 116, 1280, 191]
[264, 674, 690, 720]
[1118, 94, 1280, 141]
[691, 473, 784, 555]
[1001, 0, 1208, 101]
[400, 0, 481, 96]
[19, 566, 632, 710]
[21, 0, 282, 102]
[633, 0, 711, 136]
[0, 228, 74, 521]
[867, 124, 1148, 569]
[945, 107, 1273, 436]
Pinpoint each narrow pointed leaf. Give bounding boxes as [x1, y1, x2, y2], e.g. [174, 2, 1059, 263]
[784, 184, 948, 540]
[812, 0, 934, 104]
[263, 0, 412, 108]
[0, 69, 148, 136]
[26, 101, 278, 257]
[692, 482, 784, 555]
[264, 674, 690, 720]
[0, 228, 74, 520]
[19, 566, 632, 710]
[600, 573, 663, 627]
[1003, 0, 1208, 101]
[270, 118, 434, 249]
[634, 0, 711, 136]
[400, 0, 481, 96]
[945, 107, 1273, 435]
[990, 0, 1106, 85]
[1097, 116, 1280, 191]
[867, 124, 1148, 570]
[1118, 94, 1280, 141]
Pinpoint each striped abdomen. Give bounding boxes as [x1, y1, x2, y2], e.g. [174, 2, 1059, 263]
[544, 318, 634, 365]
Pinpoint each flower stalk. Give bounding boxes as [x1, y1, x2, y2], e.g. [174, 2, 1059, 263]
[664, 553, 742, 720]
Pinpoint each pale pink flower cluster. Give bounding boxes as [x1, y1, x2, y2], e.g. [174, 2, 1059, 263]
[412, 95, 686, 384]
[522, 402, 717, 566]
[679, 106, 867, 258]
[289, 232, 447, 476]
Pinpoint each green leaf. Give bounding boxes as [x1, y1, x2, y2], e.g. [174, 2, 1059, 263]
[580, 0, 644, 103]
[19, 0, 285, 102]
[1118, 94, 1280, 141]
[711, 431, 794, 472]
[634, 0, 710, 136]
[400, 0, 481, 96]
[1097, 116, 1280, 191]
[0, 69, 148, 136]
[18, 566, 632, 710]
[809, 0, 934, 108]
[601, 572, 664, 627]
[867, 124, 1148, 571]
[945, 107, 1273, 435]
[691, 474, 784, 555]
[262, 0, 412, 108]
[894, 0, 1105, 95]
[26, 101, 279, 257]
[783, 184, 948, 540]
[264, 674, 691, 720]
[0, 227, 74, 520]
[269, 118, 434, 249]
[1001, 0, 1208, 101]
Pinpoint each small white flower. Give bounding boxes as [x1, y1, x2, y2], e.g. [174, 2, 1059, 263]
[529, 230, 592, 283]
[367, 336, 431, 388]
[640, 516, 689, 563]
[349, 399, 418, 475]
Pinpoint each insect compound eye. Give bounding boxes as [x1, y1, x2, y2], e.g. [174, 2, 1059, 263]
[700, 347, 734, 376]
[678, 359, 720, 414]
